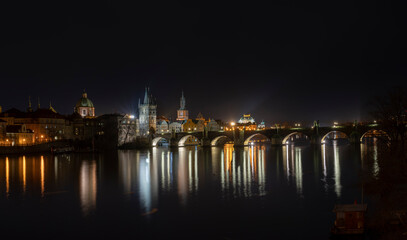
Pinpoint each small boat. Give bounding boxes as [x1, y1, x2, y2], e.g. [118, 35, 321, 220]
[50, 146, 74, 154]
[331, 202, 367, 235]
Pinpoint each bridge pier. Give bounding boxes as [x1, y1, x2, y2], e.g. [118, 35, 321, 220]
[349, 131, 361, 144]
[232, 129, 245, 147]
[310, 135, 321, 145]
[169, 138, 179, 148]
[271, 134, 282, 146]
[200, 138, 211, 147]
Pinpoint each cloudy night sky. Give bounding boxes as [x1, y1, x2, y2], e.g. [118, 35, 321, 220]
[0, 1, 406, 126]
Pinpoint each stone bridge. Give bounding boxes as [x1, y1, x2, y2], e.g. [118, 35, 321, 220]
[150, 123, 390, 147]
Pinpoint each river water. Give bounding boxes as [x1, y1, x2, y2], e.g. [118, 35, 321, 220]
[0, 143, 379, 239]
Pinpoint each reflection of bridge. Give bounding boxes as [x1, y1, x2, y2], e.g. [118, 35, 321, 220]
[151, 124, 391, 147]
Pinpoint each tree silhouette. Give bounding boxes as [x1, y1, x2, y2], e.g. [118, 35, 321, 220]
[369, 87, 407, 143]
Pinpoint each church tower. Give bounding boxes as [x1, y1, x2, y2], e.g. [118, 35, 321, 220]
[176, 91, 188, 121]
[74, 90, 95, 118]
[138, 87, 157, 135]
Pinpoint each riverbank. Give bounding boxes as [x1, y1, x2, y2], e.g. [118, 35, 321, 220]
[363, 144, 407, 239]
[0, 141, 73, 155]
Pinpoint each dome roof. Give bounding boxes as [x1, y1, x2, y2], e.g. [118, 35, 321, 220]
[238, 114, 255, 124]
[75, 92, 94, 108]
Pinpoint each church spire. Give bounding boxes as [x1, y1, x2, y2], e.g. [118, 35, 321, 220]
[37, 97, 40, 109]
[180, 90, 186, 110]
[143, 87, 149, 104]
[27, 96, 33, 112]
[49, 101, 56, 113]
[82, 89, 87, 98]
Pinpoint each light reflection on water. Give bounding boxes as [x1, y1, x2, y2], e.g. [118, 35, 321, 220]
[0, 143, 382, 238]
[283, 145, 304, 197]
[218, 144, 267, 198]
[361, 142, 380, 179]
[80, 160, 97, 216]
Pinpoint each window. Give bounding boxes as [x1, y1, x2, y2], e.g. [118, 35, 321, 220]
[83, 109, 86, 115]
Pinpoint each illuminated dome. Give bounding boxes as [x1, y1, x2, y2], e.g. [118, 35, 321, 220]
[238, 114, 255, 124]
[75, 92, 94, 108]
[74, 90, 95, 118]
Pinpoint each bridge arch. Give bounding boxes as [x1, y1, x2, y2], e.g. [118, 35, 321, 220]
[244, 133, 270, 145]
[360, 129, 391, 143]
[211, 136, 232, 146]
[282, 132, 310, 144]
[178, 135, 200, 147]
[321, 131, 348, 144]
[152, 137, 169, 147]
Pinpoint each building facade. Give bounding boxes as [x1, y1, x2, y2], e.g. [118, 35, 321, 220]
[169, 121, 182, 133]
[156, 119, 169, 134]
[207, 119, 220, 131]
[138, 88, 157, 136]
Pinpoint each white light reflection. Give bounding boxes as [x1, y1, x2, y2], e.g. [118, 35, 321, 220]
[283, 145, 304, 197]
[372, 143, 379, 179]
[177, 147, 199, 205]
[139, 153, 152, 213]
[333, 144, 341, 198]
[360, 142, 380, 180]
[295, 147, 303, 196]
[321, 144, 328, 193]
[177, 148, 188, 205]
[218, 144, 266, 198]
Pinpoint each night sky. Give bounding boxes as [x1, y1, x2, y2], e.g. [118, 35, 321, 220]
[1, 1, 406, 126]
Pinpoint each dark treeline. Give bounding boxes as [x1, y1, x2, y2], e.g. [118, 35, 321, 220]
[369, 87, 407, 145]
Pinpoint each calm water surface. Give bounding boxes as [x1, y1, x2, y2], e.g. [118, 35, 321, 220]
[0, 144, 379, 239]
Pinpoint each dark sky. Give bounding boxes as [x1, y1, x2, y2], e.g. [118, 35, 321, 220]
[1, 1, 406, 126]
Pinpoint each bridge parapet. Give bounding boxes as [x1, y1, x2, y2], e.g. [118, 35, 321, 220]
[149, 124, 385, 147]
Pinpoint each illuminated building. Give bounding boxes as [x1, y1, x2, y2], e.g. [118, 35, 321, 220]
[74, 90, 95, 118]
[118, 114, 138, 145]
[0, 119, 6, 142]
[0, 103, 68, 142]
[257, 121, 266, 130]
[181, 112, 206, 132]
[182, 119, 197, 132]
[207, 119, 220, 131]
[176, 91, 188, 121]
[238, 114, 255, 124]
[169, 121, 182, 133]
[5, 124, 34, 146]
[156, 119, 169, 134]
[95, 113, 138, 147]
[232, 114, 257, 131]
[138, 87, 157, 136]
